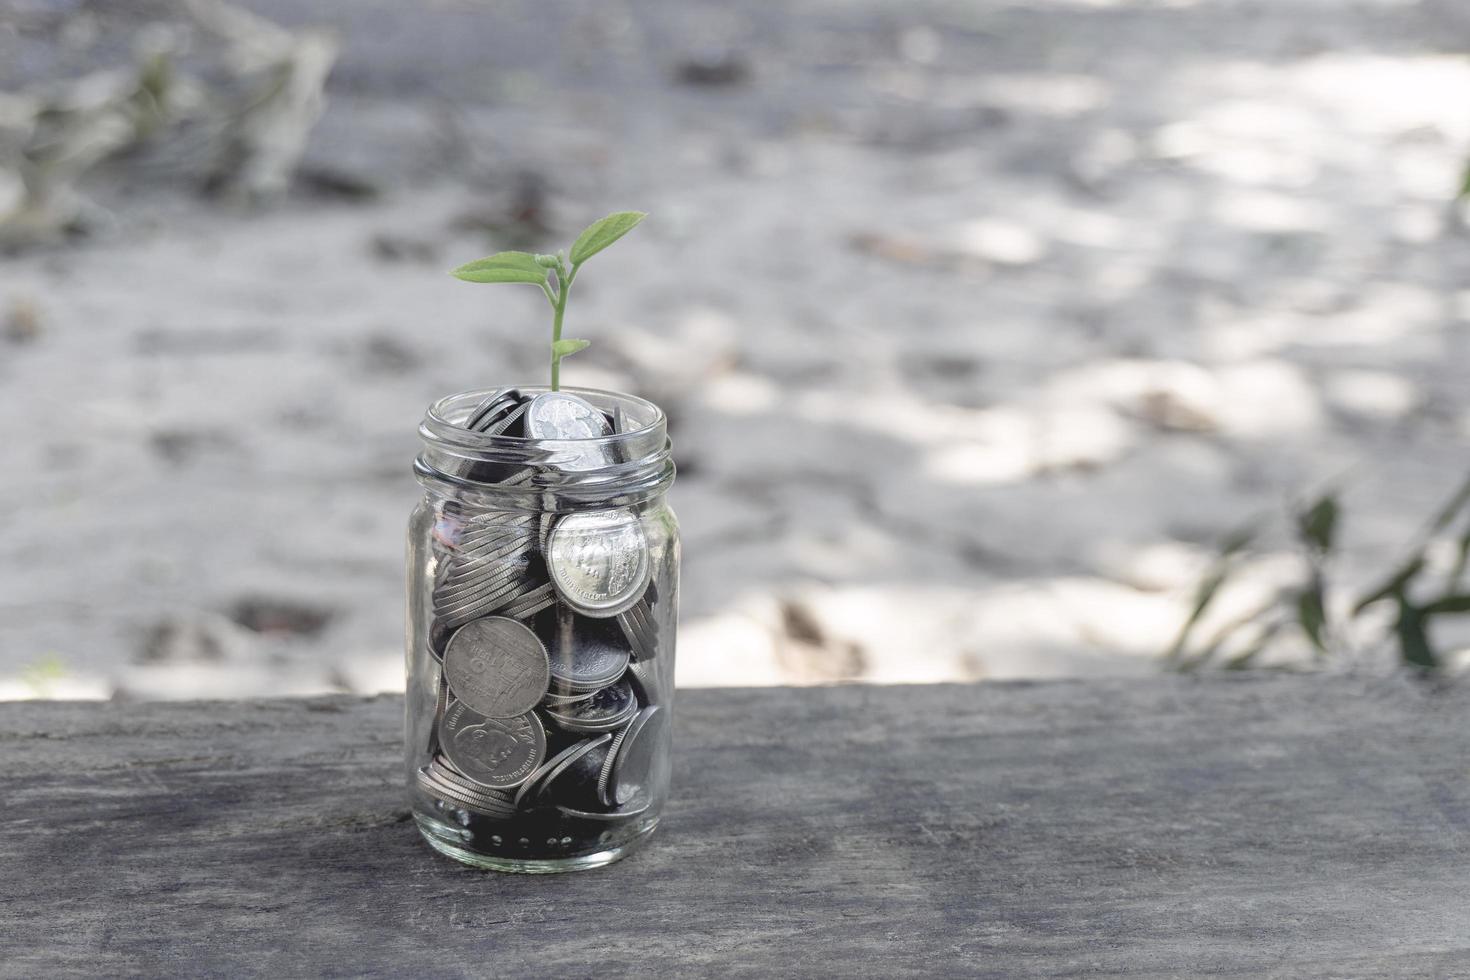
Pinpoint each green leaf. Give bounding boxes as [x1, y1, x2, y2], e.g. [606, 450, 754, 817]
[1297, 495, 1338, 553]
[569, 211, 646, 265]
[1353, 556, 1425, 614]
[1423, 594, 1470, 615]
[1460, 160, 1470, 200]
[1164, 524, 1258, 661]
[1430, 472, 1470, 531]
[450, 251, 548, 284]
[1394, 599, 1437, 670]
[551, 338, 591, 358]
[1296, 584, 1327, 652]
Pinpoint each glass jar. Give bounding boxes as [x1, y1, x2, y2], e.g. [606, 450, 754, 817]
[405, 386, 678, 873]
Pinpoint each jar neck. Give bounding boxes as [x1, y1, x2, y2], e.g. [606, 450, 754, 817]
[415, 386, 675, 511]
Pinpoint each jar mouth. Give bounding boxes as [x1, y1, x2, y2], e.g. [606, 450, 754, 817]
[416, 386, 674, 508]
[423, 386, 665, 444]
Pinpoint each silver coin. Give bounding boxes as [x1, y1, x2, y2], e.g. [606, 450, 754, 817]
[499, 582, 557, 621]
[426, 675, 450, 754]
[434, 578, 527, 631]
[428, 757, 520, 811]
[435, 571, 551, 630]
[616, 595, 658, 662]
[435, 552, 534, 605]
[555, 798, 651, 822]
[442, 617, 550, 718]
[606, 705, 667, 807]
[482, 400, 529, 436]
[545, 679, 637, 734]
[536, 733, 613, 807]
[418, 767, 518, 817]
[439, 700, 546, 790]
[546, 606, 632, 692]
[465, 388, 521, 430]
[596, 724, 630, 806]
[511, 735, 606, 809]
[416, 765, 517, 817]
[546, 509, 651, 617]
[612, 404, 632, 435]
[627, 659, 663, 708]
[436, 551, 532, 597]
[542, 686, 600, 707]
[524, 392, 614, 470]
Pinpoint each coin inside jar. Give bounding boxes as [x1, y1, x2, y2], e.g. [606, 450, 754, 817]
[545, 678, 637, 734]
[524, 391, 614, 471]
[546, 509, 651, 618]
[442, 617, 550, 718]
[605, 705, 668, 807]
[439, 700, 546, 790]
[537, 733, 614, 809]
[513, 735, 606, 809]
[544, 606, 632, 692]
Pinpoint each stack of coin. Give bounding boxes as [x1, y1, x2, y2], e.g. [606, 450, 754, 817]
[416, 391, 667, 842]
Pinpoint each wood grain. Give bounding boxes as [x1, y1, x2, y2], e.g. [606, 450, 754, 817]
[2, 676, 1468, 978]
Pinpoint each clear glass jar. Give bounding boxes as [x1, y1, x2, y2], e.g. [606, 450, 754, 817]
[405, 386, 678, 873]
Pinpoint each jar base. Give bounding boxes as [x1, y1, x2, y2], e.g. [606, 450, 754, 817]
[414, 812, 658, 874]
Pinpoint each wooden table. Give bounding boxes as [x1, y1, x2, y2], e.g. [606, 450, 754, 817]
[2, 676, 1467, 977]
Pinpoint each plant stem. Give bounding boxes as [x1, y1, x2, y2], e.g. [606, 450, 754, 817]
[549, 263, 577, 391]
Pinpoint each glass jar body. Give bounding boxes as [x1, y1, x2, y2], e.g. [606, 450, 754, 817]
[405, 387, 678, 873]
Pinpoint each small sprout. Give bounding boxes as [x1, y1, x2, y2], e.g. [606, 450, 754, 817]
[451, 210, 647, 390]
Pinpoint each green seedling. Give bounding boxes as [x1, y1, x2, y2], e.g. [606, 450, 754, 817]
[450, 210, 646, 391]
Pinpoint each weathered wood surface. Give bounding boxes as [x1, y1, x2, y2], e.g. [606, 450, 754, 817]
[2, 676, 1468, 978]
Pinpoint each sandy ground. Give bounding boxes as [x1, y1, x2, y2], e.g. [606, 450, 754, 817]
[3, 0, 1470, 698]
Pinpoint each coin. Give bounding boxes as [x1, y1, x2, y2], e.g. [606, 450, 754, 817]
[524, 392, 614, 470]
[525, 391, 613, 440]
[545, 678, 637, 734]
[499, 582, 556, 621]
[435, 569, 552, 632]
[465, 388, 521, 431]
[546, 605, 632, 692]
[537, 733, 613, 808]
[596, 724, 630, 806]
[428, 757, 520, 812]
[442, 617, 550, 718]
[616, 590, 658, 662]
[605, 705, 667, 807]
[511, 734, 603, 808]
[626, 659, 663, 708]
[542, 687, 599, 707]
[418, 765, 518, 817]
[546, 509, 651, 617]
[482, 400, 529, 436]
[416, 763, 517, 817]
[434, 578, 526, 631]
[555, 798, 652, 822]
[439, 700, 546, 790]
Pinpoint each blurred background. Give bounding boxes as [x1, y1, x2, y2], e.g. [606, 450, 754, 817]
[3, 0, 1469, 700]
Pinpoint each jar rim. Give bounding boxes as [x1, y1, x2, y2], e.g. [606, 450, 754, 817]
[416, 386, 674, 508]
[423, 385, 666, 446]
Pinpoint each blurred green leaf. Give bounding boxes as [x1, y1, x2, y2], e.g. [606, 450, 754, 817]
[1296, 584, 1327, 652]
[570, 211, 646, 265]
[20, 653, 67, 696]
[449, 251, 549, 284]
[1430, 472, 1470, 531]
[1354, 556, 1425, 615]
[1394, 599, 1436, 670]
[1222, 620, 1289, 670]
[1460, 161, 1470, 200]
[1423, 594, 1470, 615]
[1165, 525, 1258, 661]
[1297, 495, 1338, 553]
